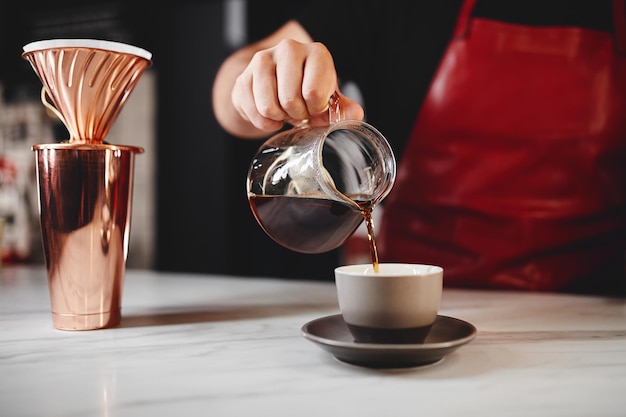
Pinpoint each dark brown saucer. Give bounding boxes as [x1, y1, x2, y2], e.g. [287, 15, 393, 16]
[301, 314, 477, 369]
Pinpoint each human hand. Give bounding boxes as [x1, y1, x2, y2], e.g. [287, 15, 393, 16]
[231, 38, 364, 133]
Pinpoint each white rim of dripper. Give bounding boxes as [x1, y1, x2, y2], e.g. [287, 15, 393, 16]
[23, 39, 152, 61]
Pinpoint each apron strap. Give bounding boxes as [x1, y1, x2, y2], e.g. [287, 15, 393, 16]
[453, 0, 477, 39]
[613, 0, 626, 54]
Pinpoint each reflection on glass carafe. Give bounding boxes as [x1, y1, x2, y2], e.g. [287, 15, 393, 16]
[246, 94, 396, 257]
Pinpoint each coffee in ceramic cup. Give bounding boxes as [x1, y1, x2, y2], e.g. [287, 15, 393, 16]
[335, 263, 443, 344]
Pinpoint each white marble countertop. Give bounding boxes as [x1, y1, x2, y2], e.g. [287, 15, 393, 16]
[1, 265, 625, 417]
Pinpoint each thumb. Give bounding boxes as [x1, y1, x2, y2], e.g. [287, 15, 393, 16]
[336, 95, 365, 121]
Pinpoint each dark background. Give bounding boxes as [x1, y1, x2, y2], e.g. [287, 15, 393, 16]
[0, 0, 343, 281]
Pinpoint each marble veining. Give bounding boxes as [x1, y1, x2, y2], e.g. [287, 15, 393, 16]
[1, 265, 625, 417]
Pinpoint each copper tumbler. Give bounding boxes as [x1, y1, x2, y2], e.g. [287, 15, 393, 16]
[33, 143, 142, 330]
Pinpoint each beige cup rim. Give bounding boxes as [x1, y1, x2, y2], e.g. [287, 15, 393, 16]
[335, 263, 443, 276]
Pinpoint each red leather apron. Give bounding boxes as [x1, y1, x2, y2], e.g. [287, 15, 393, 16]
[378, 0, 626, 293]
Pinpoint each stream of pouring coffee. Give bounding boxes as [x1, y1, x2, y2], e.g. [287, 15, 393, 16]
[360, 203, 379, 273]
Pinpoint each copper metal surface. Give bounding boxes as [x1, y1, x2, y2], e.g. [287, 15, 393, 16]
[24, 40, 151, 330]
[33, 143, 143, 330]
[22, 41, 151, 144]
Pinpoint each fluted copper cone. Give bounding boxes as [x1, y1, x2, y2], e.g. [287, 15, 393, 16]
[22, 39, 152, 144]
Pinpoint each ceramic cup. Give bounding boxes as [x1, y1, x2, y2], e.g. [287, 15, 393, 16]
[335, 263, 443, 344]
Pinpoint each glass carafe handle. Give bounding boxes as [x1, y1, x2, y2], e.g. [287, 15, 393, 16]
[328, 92, 342, 124]
[289, 91, 343, 127]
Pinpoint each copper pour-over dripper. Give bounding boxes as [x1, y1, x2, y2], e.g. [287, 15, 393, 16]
[23, 39, 152, 330]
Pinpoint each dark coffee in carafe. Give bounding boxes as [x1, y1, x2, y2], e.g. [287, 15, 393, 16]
[246, 96, 396, 265]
